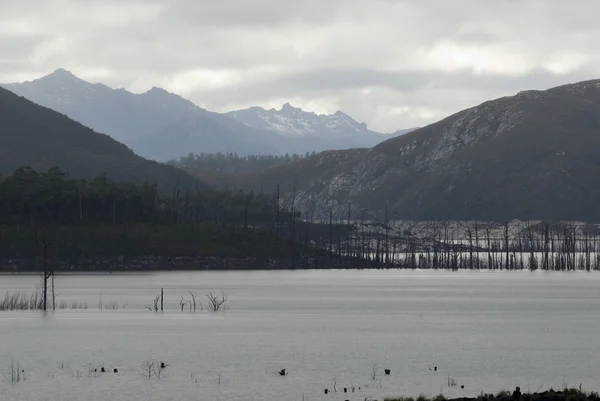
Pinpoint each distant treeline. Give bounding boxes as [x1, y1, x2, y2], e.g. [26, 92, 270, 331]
[0, 166, 368, 271]
[5, 166, 600, 272]
[169, 152, 316, 174]
[0, 166, 276, 226]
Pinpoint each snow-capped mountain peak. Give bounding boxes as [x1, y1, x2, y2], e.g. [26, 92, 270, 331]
[226, 103, 378, 143]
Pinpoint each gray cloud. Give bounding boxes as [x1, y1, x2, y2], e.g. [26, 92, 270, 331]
[0, 36, 43, 60]
[1, 0, 600, 132]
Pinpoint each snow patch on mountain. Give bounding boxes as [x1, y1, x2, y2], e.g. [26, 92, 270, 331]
[227, 103, 382, 143]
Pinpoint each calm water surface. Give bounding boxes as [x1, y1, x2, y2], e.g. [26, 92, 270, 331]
[1, 270, 599, 401]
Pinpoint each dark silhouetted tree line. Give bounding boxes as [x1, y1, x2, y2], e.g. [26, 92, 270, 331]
[0, 166, 278, 226]
[0, 167, 370, 272]
[169, 152, 316, 175]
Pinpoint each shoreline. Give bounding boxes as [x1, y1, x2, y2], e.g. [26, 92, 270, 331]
[3, 254, 600, 273]
[2, 264, 599, 274]
[386, 388, 599, 401]
[2, 266, 599, 274]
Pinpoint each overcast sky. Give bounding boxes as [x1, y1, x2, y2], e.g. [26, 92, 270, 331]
[2, 0, 600, 132]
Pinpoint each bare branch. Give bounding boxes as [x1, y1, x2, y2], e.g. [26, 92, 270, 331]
[205, 291, 228, 312]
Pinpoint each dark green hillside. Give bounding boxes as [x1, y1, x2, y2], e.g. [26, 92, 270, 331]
[0, 87, 200, 191]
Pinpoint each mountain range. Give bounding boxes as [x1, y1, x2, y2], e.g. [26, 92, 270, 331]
[4, 68, 600, 222]
[205, 79, 600, 222]
[1, 69, 414, 161]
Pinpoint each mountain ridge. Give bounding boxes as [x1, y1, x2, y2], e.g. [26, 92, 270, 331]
[2, 69, 414, 161]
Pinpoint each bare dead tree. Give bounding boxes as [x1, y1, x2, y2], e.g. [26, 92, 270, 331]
[474, 222, 480, 269]
[140, 359, 163, 379]
[329, 202, 333, 260]
[153, 294, 160, 311]
[205, 292, 228, 312]
[179, 296, 187, 311]
[38, 230, 56, 311]
[141, 359, 155, 379]
[290, 183, 297, 268]
[570, 221, 577, 271]
[51, 271, 56, 310]
[371, 363, 377, 381]
[145, 294, 161, 312]
[443, 222, 450, 268]
[486, 226, 492, 269]
[384, 203, 389, 265]
[188, 291, 198, 311]
[274, 184, 281, 245]
[244, 193, 250, 232]
[504, 221, 509, 270]
[465, 223, 473, 270]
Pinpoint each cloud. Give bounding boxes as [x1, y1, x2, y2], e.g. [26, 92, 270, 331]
[1, 0, 600, 131]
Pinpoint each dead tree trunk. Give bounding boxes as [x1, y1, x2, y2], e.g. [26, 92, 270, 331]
[504, 221, 509, 270]
[466, 224, 473, 270]
[328, 205, 333, 261]
[486, 226, 492, 270]
[244, 194, 250, 232]
[384, 203, 389, 266]
[39, 231, 55, 312]
[543, 223, 550, 270]
[51, 271, 56, 310]
[474, 223, 480, 269]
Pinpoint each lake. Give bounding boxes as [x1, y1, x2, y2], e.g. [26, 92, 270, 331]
[1, 270, 600, 401]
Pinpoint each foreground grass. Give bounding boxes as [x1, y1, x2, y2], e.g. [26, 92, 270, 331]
[0, 291, 123, 311]
[0, 291, 42, 310]
[385, 388, 600, 401]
